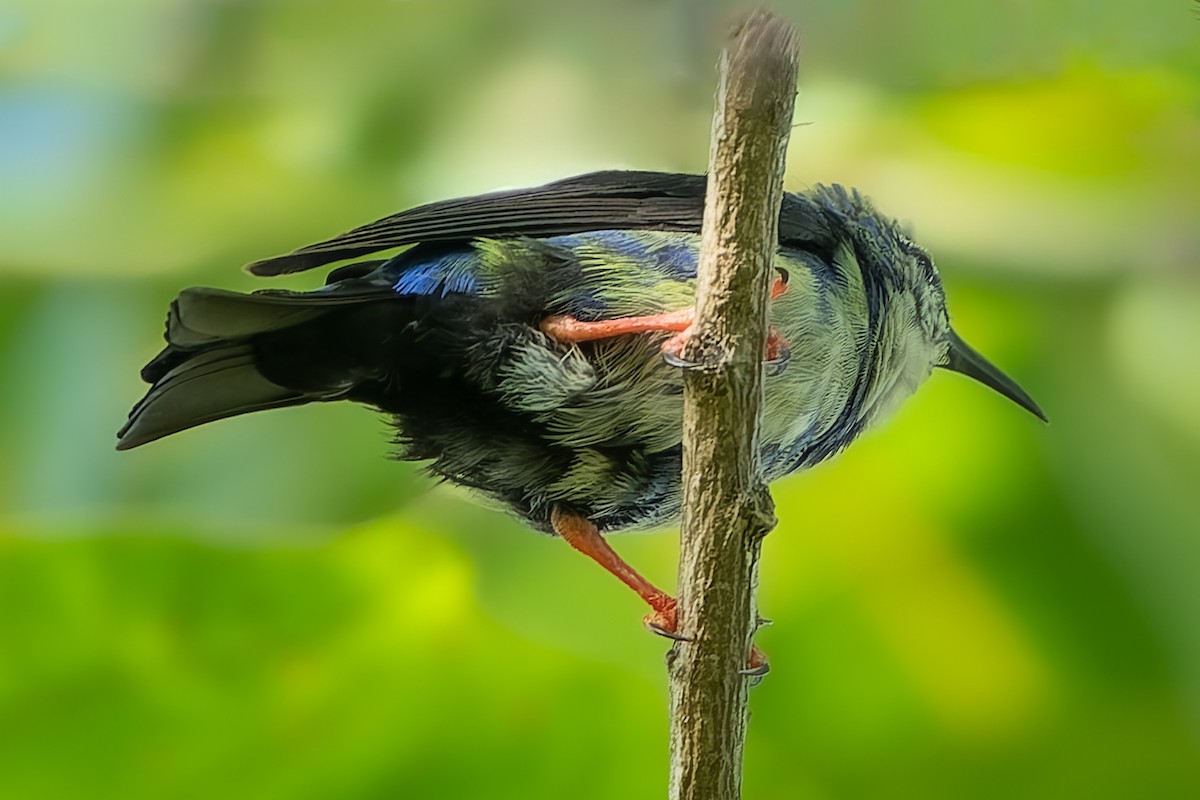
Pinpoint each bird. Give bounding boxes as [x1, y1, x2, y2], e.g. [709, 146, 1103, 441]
[117, 170, 1045, 661]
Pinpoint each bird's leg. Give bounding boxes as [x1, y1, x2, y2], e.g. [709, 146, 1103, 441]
[550, 507, 681, 638]
[550, 508, 770, 675]
[661, 269, 789, 369]
[540, 308, 694, 344]
[541, 272, 791, 372]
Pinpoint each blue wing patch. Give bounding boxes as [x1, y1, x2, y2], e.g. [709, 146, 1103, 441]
[391, 251, 481, 297]
[386, 230, 699, 300]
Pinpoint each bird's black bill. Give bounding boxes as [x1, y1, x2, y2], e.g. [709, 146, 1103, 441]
[941, 329, 1047, 422]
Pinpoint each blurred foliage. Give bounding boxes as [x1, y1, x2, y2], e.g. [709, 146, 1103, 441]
[2, 0, 1199, 797]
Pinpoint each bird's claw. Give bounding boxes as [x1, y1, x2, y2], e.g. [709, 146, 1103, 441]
[661, 347, 702, 370]
[646, 599, 769, 679]
[646, 619, 693, 642]
[661, 326, 703, 370]
[664, 325, 791, 374]
[764, 326, 791, 376]
[644, 602, 693, 641]
[765, 345, 791, 377]
[740, 646, 771, 682]
[774, 266, 790, 289]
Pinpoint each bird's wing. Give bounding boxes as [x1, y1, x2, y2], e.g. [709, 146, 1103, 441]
[246, 171, 710, 277]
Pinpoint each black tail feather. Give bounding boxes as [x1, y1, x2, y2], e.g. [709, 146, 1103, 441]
[117, 344, 309, 450]
[118, 281, 406, 451]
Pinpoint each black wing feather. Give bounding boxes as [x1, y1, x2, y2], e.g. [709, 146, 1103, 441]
[245, 170, 836, 277]
[246, 171, 708, 276]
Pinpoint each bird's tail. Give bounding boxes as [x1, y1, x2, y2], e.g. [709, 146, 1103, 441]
[116, 281, 401, 450]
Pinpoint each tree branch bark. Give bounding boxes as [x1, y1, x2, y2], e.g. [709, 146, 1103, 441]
[667, 10, 799, 800]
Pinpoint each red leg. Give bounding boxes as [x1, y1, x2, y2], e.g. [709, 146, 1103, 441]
[550, 508, 770, 674]
[540, 308, 693, 344]
[542, 273, 790, 362]
[550, 508, 678, 635]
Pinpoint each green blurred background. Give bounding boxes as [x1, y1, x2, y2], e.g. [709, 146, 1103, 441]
[2, 1, 1199, 797]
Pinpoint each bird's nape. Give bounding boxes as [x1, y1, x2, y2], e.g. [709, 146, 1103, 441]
[940, 328, 1047, 422]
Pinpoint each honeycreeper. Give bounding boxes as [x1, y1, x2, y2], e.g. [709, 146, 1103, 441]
[118, 170, 1045, 645]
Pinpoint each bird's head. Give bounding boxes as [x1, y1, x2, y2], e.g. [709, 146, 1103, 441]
[898, 236, 1046, 424]
[815, 185, 1046, 425]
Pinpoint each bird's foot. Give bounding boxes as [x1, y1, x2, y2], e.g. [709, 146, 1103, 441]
[744, 614, 771, 677]
[661, 324, 791, 375]
[741, 647, 771, 679]
[643, 592, 770, 678]
[765, 328, 791, 376]
[549, 489, 770, 677]
[643, 596, 689, 641]
[660, 326, 700, 369]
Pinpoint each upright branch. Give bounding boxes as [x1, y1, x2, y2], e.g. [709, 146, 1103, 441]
[667, 10, 799, 800]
